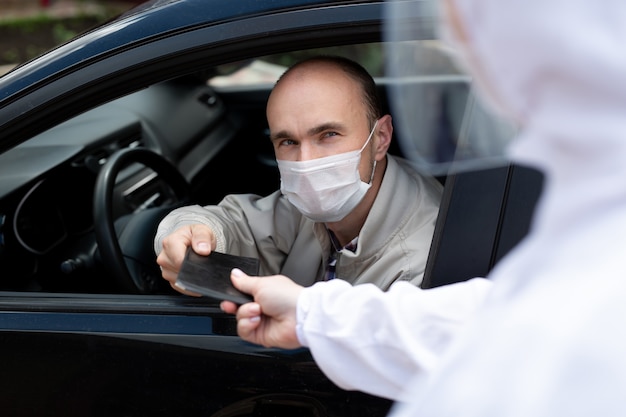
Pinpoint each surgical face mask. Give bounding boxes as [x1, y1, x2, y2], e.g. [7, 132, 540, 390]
[277, 121, 378, 222]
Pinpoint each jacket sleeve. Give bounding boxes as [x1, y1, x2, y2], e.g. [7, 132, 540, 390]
[295, 277, 492, 402]
[153, 191, 305, 274]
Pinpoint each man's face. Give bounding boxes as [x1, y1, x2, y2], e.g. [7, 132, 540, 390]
[266, 64, 375, 182]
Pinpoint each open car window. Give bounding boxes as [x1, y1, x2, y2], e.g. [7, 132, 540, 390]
[208, 44, 386, 90]
[0, 38, 533, 298]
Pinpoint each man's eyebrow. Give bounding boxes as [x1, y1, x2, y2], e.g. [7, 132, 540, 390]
[307, 122, 344, 136]
[270, 122, 345, 142]
[270, 130, 291, 142]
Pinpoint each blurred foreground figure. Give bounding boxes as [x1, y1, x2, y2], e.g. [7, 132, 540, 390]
[225, 0, 626, 415]
[399, 0, 626, 415]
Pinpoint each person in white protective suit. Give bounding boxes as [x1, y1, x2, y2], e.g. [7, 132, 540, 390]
[221, 0, 626, 415]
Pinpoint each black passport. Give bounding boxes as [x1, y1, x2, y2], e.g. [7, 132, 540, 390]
[176, 248, 260, 304]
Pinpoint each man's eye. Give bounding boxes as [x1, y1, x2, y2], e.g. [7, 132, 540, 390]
[323, 131, 338, 139]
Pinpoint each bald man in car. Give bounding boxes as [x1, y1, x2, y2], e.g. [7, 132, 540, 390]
[154, 55, 442, 292]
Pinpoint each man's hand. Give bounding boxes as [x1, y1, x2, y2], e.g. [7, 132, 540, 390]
[221, 268, 304, 349]
[156, 224, 216, 296]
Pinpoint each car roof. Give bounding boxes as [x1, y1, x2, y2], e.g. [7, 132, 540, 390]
[0, 0, 363, 96]
[0, 0, 400, 151]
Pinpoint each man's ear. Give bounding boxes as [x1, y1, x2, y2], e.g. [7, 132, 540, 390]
[374, 114, 393, 159]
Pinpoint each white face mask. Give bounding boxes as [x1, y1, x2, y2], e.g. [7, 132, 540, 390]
[277, 121, 378, 222]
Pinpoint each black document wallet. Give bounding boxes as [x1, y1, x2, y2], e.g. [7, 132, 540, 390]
[176, 248, 260, 304]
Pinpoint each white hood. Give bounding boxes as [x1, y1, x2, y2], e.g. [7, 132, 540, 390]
[447, 0, 626, 237]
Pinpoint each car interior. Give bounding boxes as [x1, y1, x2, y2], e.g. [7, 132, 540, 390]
[0, 41, 544, 296]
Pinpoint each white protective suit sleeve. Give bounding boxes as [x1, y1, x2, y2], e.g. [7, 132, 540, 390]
[295, 277, 492, 402]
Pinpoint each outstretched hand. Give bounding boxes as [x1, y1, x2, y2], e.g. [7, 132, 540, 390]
[221, 268, 304, 349]
[156, 224, 217, 296]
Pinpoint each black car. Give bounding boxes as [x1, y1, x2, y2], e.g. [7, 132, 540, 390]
[0, 0, 544, 415]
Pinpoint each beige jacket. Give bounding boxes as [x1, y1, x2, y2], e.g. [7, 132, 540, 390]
[154, 155, 442, 290]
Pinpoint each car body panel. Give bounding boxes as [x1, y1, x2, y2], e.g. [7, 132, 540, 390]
[0, 292, 393, 416]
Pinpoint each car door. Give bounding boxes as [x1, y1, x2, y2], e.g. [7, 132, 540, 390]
[0, 2, 398, 416]
[0, 292, 393, 416]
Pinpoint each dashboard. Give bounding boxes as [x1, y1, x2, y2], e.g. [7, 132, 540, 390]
[0, 76, 238, 293]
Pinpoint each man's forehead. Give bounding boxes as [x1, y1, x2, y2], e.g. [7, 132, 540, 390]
[277, 63, 359, 93]
[269, 73, 362, 114]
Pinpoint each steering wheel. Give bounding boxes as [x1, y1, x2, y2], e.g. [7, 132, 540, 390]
[94, 147, 190, 294]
